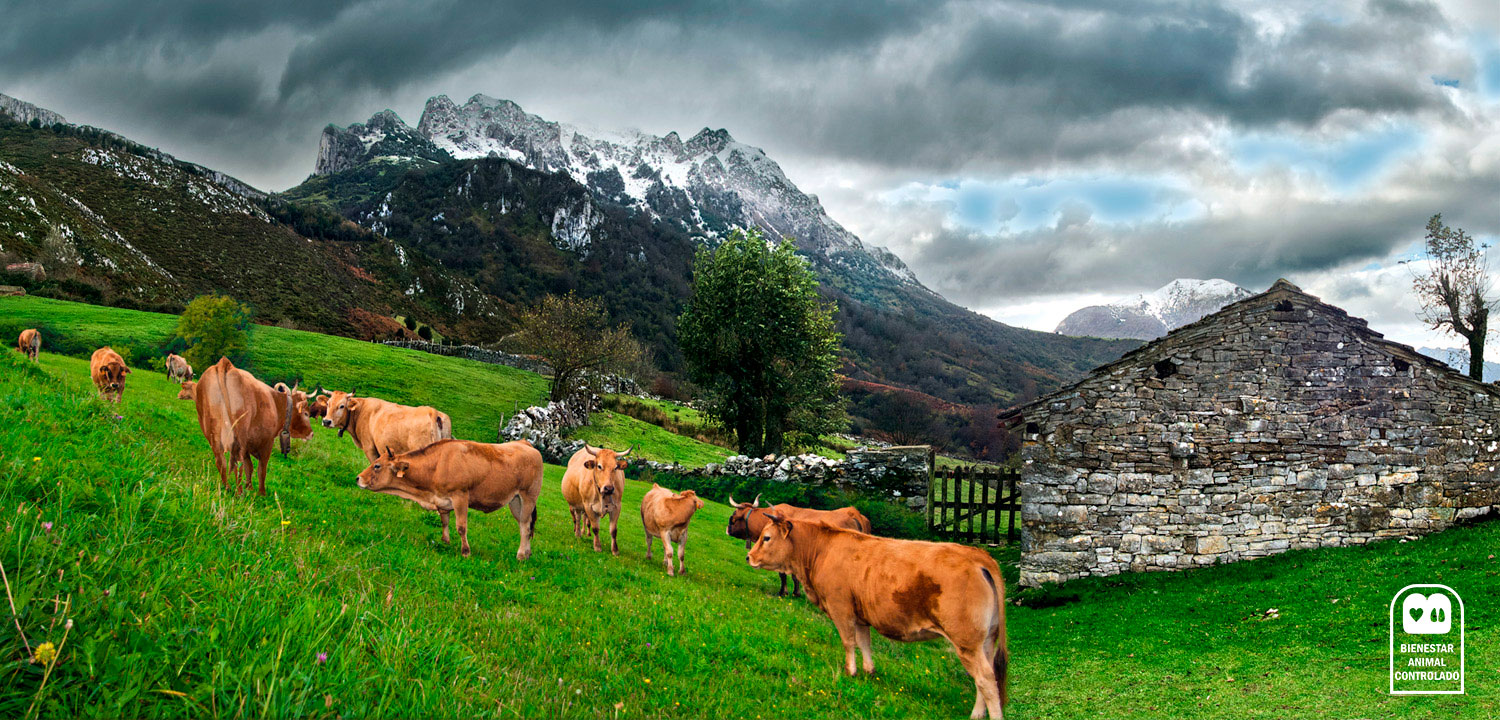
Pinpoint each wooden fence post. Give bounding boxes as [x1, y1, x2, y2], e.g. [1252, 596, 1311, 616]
[1007, 471, 1018, 543]
[980, 468, 991, 544]
[926, 463, 936, 533]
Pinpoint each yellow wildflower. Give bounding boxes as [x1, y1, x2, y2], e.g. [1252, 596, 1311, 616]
[32, 642, 56, 665]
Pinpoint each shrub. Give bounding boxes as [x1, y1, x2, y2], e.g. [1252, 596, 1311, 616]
[174, 294, 251, 370]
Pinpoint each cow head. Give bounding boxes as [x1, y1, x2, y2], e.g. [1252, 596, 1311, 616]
[323, 391, 360, 435]
[726, 494, 763, 539]
[581, 444, 631, 503]
[99, 360, 129, 391]
[308, 394, 329, 419]
[747, 514, 795, 571]
[176, 381, 196, 400]
[286, 386, 314, 440]
[680, 489, 705, 511]
[356, 446, 410, 491]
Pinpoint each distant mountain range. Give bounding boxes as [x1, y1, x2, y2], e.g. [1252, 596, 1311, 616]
[1416, 346, 1500, 381]
[0, 90, 1137, 412]
[1056, 279, 1254, 340]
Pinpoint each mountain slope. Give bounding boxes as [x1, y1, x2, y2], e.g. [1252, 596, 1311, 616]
[297, 97, 1136, 404]
[0, 97, 500, 338]
[1056, 279, 1253, 340]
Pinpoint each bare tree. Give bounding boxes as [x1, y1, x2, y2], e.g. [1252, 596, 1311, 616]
[1413, 214, 1492, 381]
[508, 292, 645, 402]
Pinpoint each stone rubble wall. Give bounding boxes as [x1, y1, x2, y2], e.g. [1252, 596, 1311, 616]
[642, 445, 935, 508]
[498, 395, 598, 464]
[1018, 289, 1500, 586]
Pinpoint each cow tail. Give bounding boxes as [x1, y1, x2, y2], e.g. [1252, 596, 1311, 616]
[980, 566, 1008, 710]
[530, 506, 538, 535]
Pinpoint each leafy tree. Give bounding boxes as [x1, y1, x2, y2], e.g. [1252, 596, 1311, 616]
[174, 294, 251, 370]
[1413, 214, 1492, 380]
[679, 228, 846, 456]
[510, 292, 644, 402]
[417, 325, 433, 341]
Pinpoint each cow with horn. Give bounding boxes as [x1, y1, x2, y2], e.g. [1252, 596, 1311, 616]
[561, 444, 632, 554]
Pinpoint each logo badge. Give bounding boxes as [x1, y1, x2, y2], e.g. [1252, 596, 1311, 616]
[1390, 584, 1464, 695]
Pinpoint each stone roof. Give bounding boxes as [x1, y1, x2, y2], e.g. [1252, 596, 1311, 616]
[999, 278, 1500, 424]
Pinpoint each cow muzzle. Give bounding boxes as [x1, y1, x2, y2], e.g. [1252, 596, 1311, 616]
[601, 486, 615, 496]
[322, 418, 333, 428]
[356, 476, 366, 488]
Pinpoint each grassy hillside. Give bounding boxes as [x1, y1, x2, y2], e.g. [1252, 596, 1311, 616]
[3, 297, 1498, 719]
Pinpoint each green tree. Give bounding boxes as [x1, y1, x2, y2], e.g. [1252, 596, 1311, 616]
[510, 292, 645, 402]
[174, 294, 251, 371]
[678, 228, 846, 456]
[1413, 214, 1492, 380]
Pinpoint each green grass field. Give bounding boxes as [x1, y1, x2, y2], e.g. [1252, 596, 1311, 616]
[2, 297, 1498, 718]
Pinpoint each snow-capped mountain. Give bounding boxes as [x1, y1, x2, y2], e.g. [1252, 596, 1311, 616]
[1056, 279, 1253, 340]
[315, 94, 920, 288]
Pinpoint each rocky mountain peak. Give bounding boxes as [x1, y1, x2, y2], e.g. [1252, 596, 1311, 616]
[1056, 278, 1253, 340]
[0, 93, 66, 127]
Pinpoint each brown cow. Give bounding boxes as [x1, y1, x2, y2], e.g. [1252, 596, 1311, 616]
[89, 347, 130, 403]
[194, 358, 313, 495]
[355, 440, 542, 561]
[177, 381, 197, 400]
[165, 353, 193, 382]
[17, 329, 40, 362]
[727, 495, 872, 596]
[323, 390, 455, 538]
[640, 484, 704, 576]
[308, 393, 329, 419]
[749, 518, 1009, 719]
[561, 444, 631, 554]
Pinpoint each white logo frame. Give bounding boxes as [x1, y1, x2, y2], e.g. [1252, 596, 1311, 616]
[1389, 584, 1465, 695]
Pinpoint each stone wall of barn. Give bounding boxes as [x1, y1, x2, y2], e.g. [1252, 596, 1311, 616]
[1018, 289, 1500, 586]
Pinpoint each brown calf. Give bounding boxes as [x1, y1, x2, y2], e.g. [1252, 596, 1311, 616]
[727, 495, 872, 596]
[17, 329, 40, 362]
[640, 484, 704, 576]
[560, 444, 631, 554]
[749, 518, 1008, 719]
[177, 381, 197, 400]
[194, 358, 314, 495]
[355, 440, 542, 561]
[89, 347, 130, 403]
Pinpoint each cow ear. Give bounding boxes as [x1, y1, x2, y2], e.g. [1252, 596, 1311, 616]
[122, 367, 131, 374]
[617, 459, 628, 470]
[584, 460, 595, 469]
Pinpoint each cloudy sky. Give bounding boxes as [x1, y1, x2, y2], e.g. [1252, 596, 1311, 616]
[5, 0, 1500, 350]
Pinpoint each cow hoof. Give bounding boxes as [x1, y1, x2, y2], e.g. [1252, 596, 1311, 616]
[516, 550, 532, 562]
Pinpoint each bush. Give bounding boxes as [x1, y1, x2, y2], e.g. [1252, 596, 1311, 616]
[174, 294, 251, 370]
[417, 325, 433, 341]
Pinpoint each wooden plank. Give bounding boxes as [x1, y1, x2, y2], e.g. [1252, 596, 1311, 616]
[980, 467, 991, 544]
[1007, 471, 1018, 542]
[966, 465, 976, 541]
[926, 463, 935, 533]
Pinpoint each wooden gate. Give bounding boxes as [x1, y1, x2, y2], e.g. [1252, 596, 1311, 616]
[927, 466, 1020, 545]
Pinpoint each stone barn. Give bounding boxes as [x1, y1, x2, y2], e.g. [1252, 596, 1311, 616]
[1002, 279, 1500, 586]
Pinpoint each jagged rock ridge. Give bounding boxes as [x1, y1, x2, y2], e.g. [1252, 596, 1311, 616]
[1056, 279, 1254, 340]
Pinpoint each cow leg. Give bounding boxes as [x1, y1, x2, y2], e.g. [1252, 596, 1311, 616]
[644, 530, 654, 560]
[570, 509, 582, 537]
[608, 512, 619, 556]
[956, 641, 1001, 720]
[793, 574, 804, 598]
[854, 623, 875, 674]
[589, 516, 602, 552]
[438, 510, 451, 543]
[455, 500, 471, 557]
[256, 448, 270, 496]
[659, 532, 675, 576]
[777, 573, 789, 597]
[831, 616, 861, 676]
[507, 494, 535, 562]
[674, 530, 687, 575]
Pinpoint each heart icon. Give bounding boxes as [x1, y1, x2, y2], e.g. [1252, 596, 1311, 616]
[1402, 592, 1453, 634]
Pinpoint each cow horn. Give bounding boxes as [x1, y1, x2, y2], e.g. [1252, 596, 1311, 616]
[384, 446, 394, 459]
[617, 445, 634, 459]
[753, 494, 762, 507]
[728, 494, 739, 507]
[584, 444, 600, 457]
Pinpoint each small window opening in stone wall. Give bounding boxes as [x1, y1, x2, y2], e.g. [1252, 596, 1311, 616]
[1274, 299, 1295, 312]
[1394, 358, 1410, 372]
[1153, 359, 1177, 379]
[1025, 421, 1040, 434]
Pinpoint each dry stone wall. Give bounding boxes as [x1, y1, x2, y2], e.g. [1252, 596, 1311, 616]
[643, 445, 935, 507]
[1017, 282, 1500, 586]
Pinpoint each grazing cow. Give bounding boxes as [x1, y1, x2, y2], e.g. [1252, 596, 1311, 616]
[322, 390, 455, 538]
[355, 440, 542, 561]
[177, 381, 197, 400]
[748, 518, 1009, 719]
[727, 495, 873, 596]
[194, 358, 314, 496]
[17, 328, 40, 362]
[165, 353, 193, 382]
[640, 484, 704, 576]
[308, 393, 329, 419]
[89, 347, 130, 403]
[561, 444, 631, 554]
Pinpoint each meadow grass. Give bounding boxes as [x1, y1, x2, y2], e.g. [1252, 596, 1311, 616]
[1, 299, 1498, 718]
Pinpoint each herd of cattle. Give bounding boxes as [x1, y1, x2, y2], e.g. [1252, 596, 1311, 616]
[16, 328, 1010, 719]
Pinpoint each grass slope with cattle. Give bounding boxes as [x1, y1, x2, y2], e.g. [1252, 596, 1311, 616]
[1, 297, 1497, 718]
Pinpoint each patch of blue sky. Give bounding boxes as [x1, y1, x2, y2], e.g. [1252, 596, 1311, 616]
[1469, 33, 1500, 99]
[896, 175, 1202, 234]
[1230, 123, 1421, 193]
